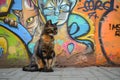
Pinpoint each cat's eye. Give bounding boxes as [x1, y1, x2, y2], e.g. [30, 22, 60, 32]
[60, 5, 66, 9]
[43, 9, 54, 15]
[26, 16, 35, 26]
[47, 7, 54, 10]
[27, 17, 34, 23]
[60, 4, 70, 12]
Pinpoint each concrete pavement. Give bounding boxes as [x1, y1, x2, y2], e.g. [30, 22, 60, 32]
[0, 66, 120, 80]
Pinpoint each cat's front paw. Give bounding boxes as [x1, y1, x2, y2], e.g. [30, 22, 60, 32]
[42, 68, 54, 72]
[48, 68, 54, 72]
[38, 68, 44, 72]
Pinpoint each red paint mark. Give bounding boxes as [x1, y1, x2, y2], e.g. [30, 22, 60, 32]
[0, 0, 6, 5]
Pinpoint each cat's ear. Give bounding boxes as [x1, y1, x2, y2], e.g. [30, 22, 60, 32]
[46, 20, 52, 25]
[45, 20, 51, 27]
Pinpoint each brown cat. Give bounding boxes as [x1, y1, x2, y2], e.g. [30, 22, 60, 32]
[23, 20, 57, 72]
[34, 20, 57, 72]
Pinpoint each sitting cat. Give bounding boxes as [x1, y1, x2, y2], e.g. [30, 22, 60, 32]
[23, 20, 57, 72]
[34, 20, 57, 72]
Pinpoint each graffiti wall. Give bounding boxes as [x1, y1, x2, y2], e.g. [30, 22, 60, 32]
[0, 0, 120, 67]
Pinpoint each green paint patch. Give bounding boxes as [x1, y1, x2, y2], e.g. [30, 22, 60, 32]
[7, 53, 26, 60]
[0, 28, 18, 46]
[0, 26, 29, 60]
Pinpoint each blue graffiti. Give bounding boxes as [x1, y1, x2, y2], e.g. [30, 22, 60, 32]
[38, 0, 94, 53]
[38, 0, 77, 25]
[43, 3, 70, 23]
[0, 0, 32, 45]
[28, 43, 36, 55]
[67, 43, 74, 54]
[11, 0, 22, 10]
[68, 14, 90, 38]
[68, 14, 94, 53]
[0, 46, 4, 57]
[0, 23, 32, 45]
[11, 0, 22, 11]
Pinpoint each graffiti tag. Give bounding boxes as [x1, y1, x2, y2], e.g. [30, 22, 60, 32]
[78, 0, 113, 18]
[109, 24, 120, 36]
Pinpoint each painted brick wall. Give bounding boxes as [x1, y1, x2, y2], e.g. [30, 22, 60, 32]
[0, 0, 120, 67]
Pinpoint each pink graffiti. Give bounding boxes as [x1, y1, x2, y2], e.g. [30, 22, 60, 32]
[62, 40, 85, 55]
[26, 0, 34, 8]
[0, 0, 6, 5]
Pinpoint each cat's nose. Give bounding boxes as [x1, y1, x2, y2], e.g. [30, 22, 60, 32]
[55, 8, 60, 16]
[55, 12, 59, 16]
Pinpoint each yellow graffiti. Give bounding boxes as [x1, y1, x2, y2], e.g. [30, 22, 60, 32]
[31, 0, 46, 23]
[0, 37, 7, 54]
[8, 46, 16, 54]
[0, 26, 29, 60]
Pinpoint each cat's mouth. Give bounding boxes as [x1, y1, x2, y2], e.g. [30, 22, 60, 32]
[48, 31, 57, 36]
[54, 30, 57, 35]
[49, 33, 54, 36]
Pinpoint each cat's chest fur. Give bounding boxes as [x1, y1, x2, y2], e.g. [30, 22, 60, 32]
[41, 34, 54, 44]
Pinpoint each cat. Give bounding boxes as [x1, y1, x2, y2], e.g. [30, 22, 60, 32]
[34, 20, 57, 72]
[23, 20, 57, 72]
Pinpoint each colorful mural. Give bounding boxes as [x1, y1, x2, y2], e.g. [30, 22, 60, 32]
[0, 0, 120, 67]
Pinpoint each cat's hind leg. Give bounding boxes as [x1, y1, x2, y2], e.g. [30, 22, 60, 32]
[22, 56, 39, 72]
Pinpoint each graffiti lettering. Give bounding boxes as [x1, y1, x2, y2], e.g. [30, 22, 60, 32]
[111, 24, 120, 30]
[0, 0, 120, 67]
[78, 0, 113, 18]
[115, 31, 120, 36]
[83, 0, 111, 12]
[109, 24, 120, 36]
